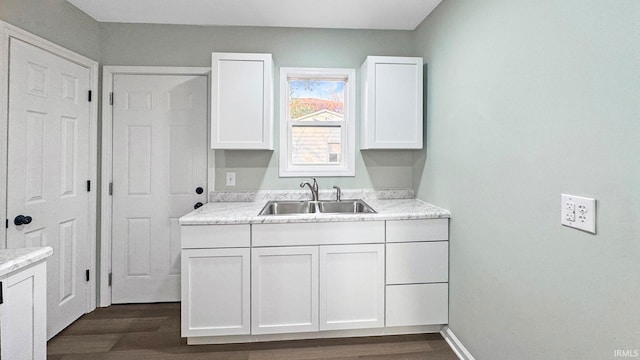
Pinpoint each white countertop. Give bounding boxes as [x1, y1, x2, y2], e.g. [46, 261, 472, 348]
[0, 247, 53, 277]
[179, 198, 450, 225]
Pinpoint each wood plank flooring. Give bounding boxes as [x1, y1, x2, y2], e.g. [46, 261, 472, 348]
[47, 303, 458, 360]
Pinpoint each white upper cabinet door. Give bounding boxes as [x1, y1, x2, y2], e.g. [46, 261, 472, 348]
[360, 56, 423, 149]
[319, 244, 385, 331]
[211, 53, 274, 149]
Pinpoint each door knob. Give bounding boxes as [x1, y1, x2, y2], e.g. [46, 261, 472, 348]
[195, 187, 204, 194]
[194, 202, 203, 209]
[14, 215, 32, 226]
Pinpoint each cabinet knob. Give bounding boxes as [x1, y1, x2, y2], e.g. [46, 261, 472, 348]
[195, 187, 204, 194]
[194, 202, 203, 209]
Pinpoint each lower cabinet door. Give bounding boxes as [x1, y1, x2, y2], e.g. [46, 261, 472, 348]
[251, 246, 318, 334]
[181, 248, 250, 336]
[1, 262, 47, 360]
[319, 244, 385, 331]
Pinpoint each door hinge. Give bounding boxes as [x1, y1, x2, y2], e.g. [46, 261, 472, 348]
[5, 219, 7, 229]
[109, 92, 114, 105]
[0, 282, 3, 304]
[85, 269, 90, 282]
[86, 180, 91, 192]
[108, 273, 112, 287]
[88, 90, 92, 102]
[109, 182, 113, 196]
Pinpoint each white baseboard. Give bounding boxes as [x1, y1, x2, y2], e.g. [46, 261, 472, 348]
[441, 326, 476, 360]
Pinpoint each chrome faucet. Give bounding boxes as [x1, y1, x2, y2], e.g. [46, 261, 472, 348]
[333, 185, 342, 202]
[300, 177, 319, 202]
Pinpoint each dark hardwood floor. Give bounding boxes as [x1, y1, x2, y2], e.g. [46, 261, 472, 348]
[47, 303, 458, 360]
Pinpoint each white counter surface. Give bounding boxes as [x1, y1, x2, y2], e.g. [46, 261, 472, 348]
[0, 247, 53, 277]
[179, 198, 450, 225]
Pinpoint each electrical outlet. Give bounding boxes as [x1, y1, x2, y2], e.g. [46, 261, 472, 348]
[561, 194, 596, 233]
[226, 172, 236, 187]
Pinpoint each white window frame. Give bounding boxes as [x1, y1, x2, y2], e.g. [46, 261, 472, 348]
[279, 67, 356, 177]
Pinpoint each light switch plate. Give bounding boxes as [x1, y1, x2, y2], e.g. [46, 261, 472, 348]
[226, 172, 236, 186]
[561, 194, 596, 233]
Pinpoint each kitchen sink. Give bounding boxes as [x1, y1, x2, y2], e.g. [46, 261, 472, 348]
[259, 201, 318, 215]
[317, 200, 376, 214]
[258, 199, 376, 215]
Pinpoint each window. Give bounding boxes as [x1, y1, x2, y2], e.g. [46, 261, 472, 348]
[279, 67, 356, 177]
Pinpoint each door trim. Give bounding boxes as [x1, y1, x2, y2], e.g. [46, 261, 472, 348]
[0, 20, 99, 312]
[100, 66, 212, 306]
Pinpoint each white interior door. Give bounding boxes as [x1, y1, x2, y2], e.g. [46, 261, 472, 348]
[111, 74, 207, 303]
[6, 38, 91, 338]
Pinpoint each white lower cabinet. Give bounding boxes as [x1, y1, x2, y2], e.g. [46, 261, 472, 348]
[1, 261, 47, 360]
[319, 244, 385, 331]
[181, 248, 250, 336]
[181, 218, 449, 343]
[385, 220, 450, 328]
[251, 246, 319, 335]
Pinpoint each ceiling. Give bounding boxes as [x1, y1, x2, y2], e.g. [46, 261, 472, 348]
[66, 0, 442, 31]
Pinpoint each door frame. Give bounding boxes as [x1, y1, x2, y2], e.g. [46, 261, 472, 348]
[0, 20, 99, 312]
[100, 66, 212, 306]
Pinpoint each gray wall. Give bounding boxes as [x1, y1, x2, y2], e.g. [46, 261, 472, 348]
[413, 0, 640, 359]
[100, 23, 419, 190]
[0, 0, 100, 60]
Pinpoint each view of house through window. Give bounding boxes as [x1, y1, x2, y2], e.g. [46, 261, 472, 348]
[279, 67, 355, 177]
[289, 79, 345, 165]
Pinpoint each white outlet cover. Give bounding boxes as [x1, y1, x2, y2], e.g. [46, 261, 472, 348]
[226, 172, 236, 186]
[561, 194, 596, 234]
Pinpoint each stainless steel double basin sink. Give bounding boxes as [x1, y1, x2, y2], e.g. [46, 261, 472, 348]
[259, 199, 376, 215]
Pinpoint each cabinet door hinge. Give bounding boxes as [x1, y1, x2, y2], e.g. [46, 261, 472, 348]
[86, 180, 91, 192]
[5, 219, 8, 229]
[108, 273, 112, 287]
[88, 90, 92, 102]
[85, 269, 90, 282]
[109, 182, 113, 196]
[0, 281, 3, 304]
[109, 92, 114, 105]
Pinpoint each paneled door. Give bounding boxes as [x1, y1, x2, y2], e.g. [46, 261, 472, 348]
[6, 38, 92, 338]
[111, 74, 207, 303]
[319, 244, 385, 331]
[251, 246, 319, 335]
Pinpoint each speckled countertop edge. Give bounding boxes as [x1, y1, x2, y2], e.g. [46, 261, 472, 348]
[180, 198, 450, 225]
[0, 246, 53, 277]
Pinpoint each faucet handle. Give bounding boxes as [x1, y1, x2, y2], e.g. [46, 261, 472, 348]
[333, 185, 342, 201]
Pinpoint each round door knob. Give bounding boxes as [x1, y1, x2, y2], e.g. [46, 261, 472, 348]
[194, 202, 203, 209]
[14, 215, 32, 226]
[195, 187, 204, 195]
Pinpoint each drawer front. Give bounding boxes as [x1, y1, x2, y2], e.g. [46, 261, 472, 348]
[181, 225, 250, 248]
[252, 221, 385, 247]
[386, 283, 448, 327]
[386, 219, 448, 243]
[386, 242, 448, 284]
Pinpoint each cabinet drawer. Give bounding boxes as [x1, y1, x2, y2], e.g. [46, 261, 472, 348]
[386, 283, 448, 327]
[181, 225, 250, 248]
[386, 219, 448, 242]
[252, 221, 384, 247]
[386, 242, 448, 284]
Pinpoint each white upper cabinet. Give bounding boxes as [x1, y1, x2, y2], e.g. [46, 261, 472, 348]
[360, 56, 423, 149]
[211, 52, 274, 149]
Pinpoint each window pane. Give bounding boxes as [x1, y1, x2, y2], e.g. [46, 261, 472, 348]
[288, 79, 345, 121]
[291, 126, 341, 164]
